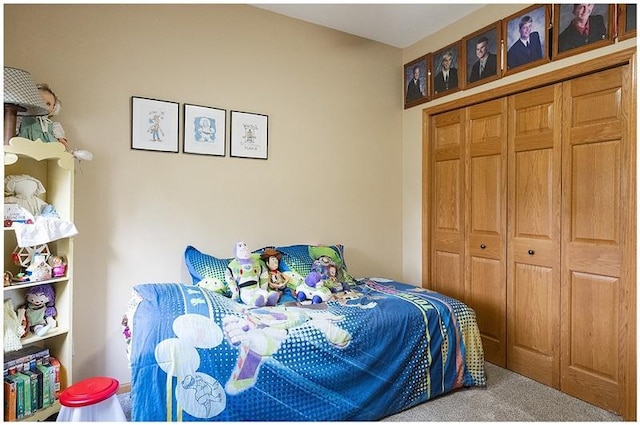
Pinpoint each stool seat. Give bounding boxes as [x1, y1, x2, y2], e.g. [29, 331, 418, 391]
[57, 377, 126, 422]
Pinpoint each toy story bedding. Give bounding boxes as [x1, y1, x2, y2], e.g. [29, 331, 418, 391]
[127, 278, 486, 421]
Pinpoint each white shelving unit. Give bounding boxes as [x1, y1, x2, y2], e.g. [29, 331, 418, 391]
[4, 137, 75, 421]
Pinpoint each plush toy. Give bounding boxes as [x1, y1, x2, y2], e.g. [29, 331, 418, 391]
[225, 241, 279, 307]
[295, 271, 332, 304]
[18, 284, 57, 336]
[197, 276, 228, 297]
[49, 255, 66, 278]
[309, 246, 349, 293]
[4, 174, 49, 216]
[259, 248, 291, 302]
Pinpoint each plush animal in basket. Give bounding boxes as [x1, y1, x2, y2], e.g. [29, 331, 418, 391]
[225, 241, 279, 307]
[18, 284, 57, 336]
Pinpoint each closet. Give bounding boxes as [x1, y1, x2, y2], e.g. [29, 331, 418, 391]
[425, 52, 635, 419]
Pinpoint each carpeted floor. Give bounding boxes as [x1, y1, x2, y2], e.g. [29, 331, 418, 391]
[117, 362, 623, 421]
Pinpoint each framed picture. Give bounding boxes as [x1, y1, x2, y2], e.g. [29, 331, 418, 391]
[183, 104, 226, 156]
[503, 4, 550, 76]
[618, 4, 637, 41]
[463, 22, 502, 89]
[131, 96, 179, 153]
[230, 111, 268, 160]
[431, 42, 462, 99]
[552, 4, 615, 60]
[403, 54, 430, 109]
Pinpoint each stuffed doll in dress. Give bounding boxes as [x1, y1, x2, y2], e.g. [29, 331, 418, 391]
[4, 174, 49, 216]
[259, 248, 291, 302]
[18, 284, 57, 336]
[225, 241, 279, 307]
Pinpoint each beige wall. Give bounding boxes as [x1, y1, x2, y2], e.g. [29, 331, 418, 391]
[4, 4, 402, 384]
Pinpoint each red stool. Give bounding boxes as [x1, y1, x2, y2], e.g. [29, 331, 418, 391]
[56, 377, 126, 422]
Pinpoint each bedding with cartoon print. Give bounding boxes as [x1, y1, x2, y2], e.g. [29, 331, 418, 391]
[128, 278, 486, 421]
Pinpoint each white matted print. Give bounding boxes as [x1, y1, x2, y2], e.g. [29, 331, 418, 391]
[230, 111, 268, 159]
[183, 104, 226, 156]
[131, 96, 179, 153]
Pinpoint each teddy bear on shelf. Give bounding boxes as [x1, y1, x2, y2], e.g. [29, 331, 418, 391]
[18, 284, 57, 337]
[259, 248, 291, 303]
[225, 241, 279, 307]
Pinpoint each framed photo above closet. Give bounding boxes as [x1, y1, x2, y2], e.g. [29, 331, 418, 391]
[502, 4, 551, 76]
[431, 42, 462, 99]
[403, 54, 430, 109]
[618, 4, 637, 41]
[552, 4, 615, 60]
[462, 21, 502, 90]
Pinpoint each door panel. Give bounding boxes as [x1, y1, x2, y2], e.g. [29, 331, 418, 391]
[507, 85, 561, 387]
[431, 109, 465, 301]
[561, 66, 632, 415]
[466, 99, 507, 366]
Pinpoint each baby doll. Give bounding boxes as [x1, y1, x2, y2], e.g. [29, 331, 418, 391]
[18, 84, 67, 147]
[4, 174, 49, 216]
[18, 284, 57, 336]
[259, 248, 290, 302]
[49, 256, 67, 278]
[225, 241, 279, 307]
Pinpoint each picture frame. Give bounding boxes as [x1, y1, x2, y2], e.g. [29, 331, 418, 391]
[131, 96, 179, 153]
[403, 54, 430, 109]
[230, 110, 268, 160]
[431, 42, 462, 99]
[618, 4, 637, 41]
[462, 22, 502, 90]
[552, 4, 615, 60]
[183, 104, 226, 157]
[503, 4, 550, 76]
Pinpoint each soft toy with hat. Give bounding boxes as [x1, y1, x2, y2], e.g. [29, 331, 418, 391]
[259, 247, 291, 302]
[309, 246, 350, 293]
[4, 174, 49, 217]
[225, 241, 279, 307]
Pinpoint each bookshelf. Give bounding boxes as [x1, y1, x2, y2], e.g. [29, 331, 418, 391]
[4, 138, 74, 421]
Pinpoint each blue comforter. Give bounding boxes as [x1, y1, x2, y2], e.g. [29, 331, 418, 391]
[129, 279, 485, 421]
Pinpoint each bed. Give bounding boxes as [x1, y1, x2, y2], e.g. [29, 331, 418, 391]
[126, 244, 486, 421]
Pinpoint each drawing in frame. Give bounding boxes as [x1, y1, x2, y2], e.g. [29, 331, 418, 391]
[403, 54, 430, 109]
[618, 4, 637, 41]
[503, 4, 550, 76]
[230, 110, 268, 160]
[183, 104, 226, 156]
[431, 42, 462, 99]
[552, 4, 615, 60]
[131, 96, 179, 153]
[462, 21, 502, 90]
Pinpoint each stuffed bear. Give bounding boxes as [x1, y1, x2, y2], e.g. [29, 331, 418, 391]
[225, 241, 279, 307]
[18, 284, 57, 336]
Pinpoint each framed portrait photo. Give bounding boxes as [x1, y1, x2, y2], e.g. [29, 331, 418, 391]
[183, 104, 226, 156]
[131, 96, 179, 153]
[553, 4, 615, 60]
[618, 4, 637, 41]
[462, 22, 502, 90]
[230, 110, 268, 160]
[403, 54, 430, 109]
[503, 4, 550, 76]
[431, 42, 462, 99]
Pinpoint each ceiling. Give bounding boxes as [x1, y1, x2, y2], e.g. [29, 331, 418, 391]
[252, 3, 485, 48]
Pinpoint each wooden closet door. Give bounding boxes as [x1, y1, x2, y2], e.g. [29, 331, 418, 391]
[561, 65, 635, 415]
[466, 99, 507, 366]
[430, 109, 466, 302]
[507, 85, 562, 388]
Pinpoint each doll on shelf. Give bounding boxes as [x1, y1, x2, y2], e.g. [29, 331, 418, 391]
[18, 83, 68, 147]
[49, 255, 67, 278]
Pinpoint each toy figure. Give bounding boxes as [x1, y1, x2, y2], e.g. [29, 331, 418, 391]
[18, 284, 57, 336]
[4, 174, 49, 216]
[49, 255, 66, 278]
[295, 271, 332, 304]
[225, 241, 279, 307]
[259, 248, 290, 302]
